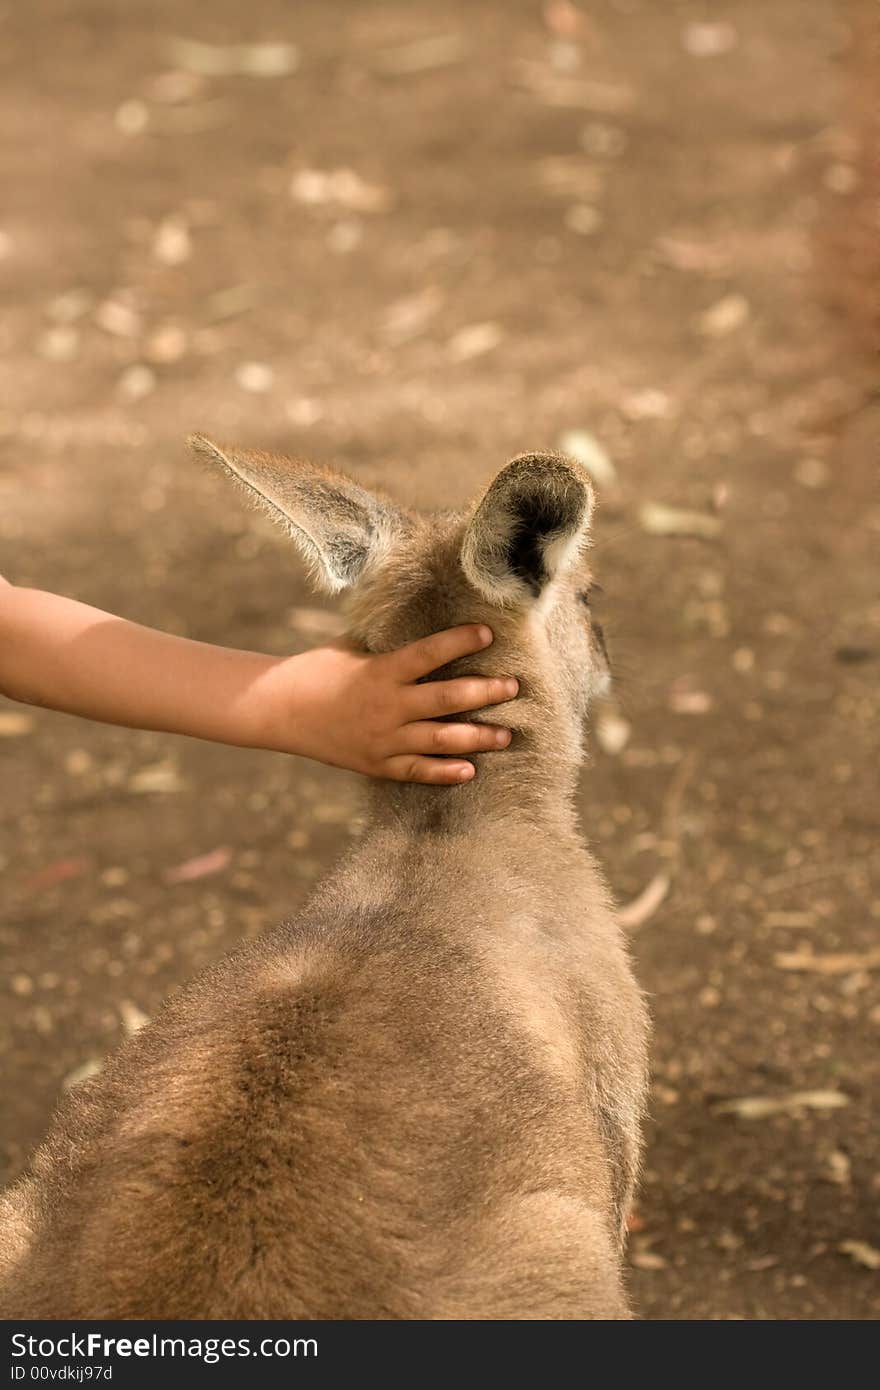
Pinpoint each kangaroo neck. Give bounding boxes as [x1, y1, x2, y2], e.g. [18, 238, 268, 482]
[366, 742, 581, 840]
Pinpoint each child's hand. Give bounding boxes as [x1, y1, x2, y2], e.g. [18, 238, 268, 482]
[253, 624, 518, 784]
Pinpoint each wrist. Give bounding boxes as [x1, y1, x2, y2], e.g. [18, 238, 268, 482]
[238, 653, 306, 756]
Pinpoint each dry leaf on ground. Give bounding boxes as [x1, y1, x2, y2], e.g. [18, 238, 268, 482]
[774, 948, 880, 974]
[128, 762, 185, 795]
[515, 64, 635, 113]
[639, 501, 722, 540]
[0, 711, 34, 737]
[764, 911, 817, 929]
[286, 607, 347, 638]
[558, 430, 618, 488]
[381, 287, 444, 343]
[63, 1058, 103, 1091]
[653, 236, 731, 274]
[291, 168, 392, 214]
[168, 37, 299, 78]
[838, 1240, 880, 1271]
[448, 322, 503, 361]
[618, 874, 671, 929]
[163, 847, 232, 885]
[536, 156, 604, 200]
[374, 35, 466, 77]
[119, 1000, 150, 1036]
[668, 682, 713, 715]
[631, 1250, 668, 1271]
[21, 859, 88, 892]
[714, 1090, 850, 1120]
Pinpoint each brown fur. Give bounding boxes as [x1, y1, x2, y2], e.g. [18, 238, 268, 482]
[0, 444, 649, 1320]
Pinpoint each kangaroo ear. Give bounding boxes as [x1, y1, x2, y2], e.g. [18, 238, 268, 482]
[461, 452, 594, 605]
[189, 435, 405, 593]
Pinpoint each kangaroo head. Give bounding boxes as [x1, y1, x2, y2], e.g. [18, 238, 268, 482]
[191, 436, 608, 777]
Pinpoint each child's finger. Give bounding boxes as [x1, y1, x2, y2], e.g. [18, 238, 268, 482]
[383, 755, 477, 785]
[389, 624, 494, 683]
[400, 721, 512, 756]
[406, 675, 519, 720]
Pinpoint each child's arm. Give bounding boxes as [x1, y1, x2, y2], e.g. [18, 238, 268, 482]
[0, 579, 516, 784]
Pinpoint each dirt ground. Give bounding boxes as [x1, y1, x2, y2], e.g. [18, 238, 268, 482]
[1, 0, 877, 1320]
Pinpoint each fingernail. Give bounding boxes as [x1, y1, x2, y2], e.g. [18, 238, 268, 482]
[477, 625, 493, 646]
[495, 729, 511, 746]
[504, 678, 519, 696]
[458, 763, 475, 781]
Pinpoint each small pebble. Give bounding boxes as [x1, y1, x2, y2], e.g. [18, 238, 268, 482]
[148, 70, 204, 104]
[32, 1006, 54, 1036]
[153, 216, 192, 267]
[826, 1150, 851, 1186]
[47, 288, 92, 323]
[115, 99, 149, 135]
[286, 397, 324, 427]
[326, 219, 363, 254]
[235, 361, 274, 393]
[549, 39, 581, 74]
[145, 324, 187, 363]
[564, 203, 603, 236]
[64, 748, 92, 776]
[118, 364, 156, 402]
[448, 322, 503, 362]
[102, 866, 130, 887]
[621, 388, 672, 420]
[595, 708, 631, 755]
[698, 293, 750, 337]
[793, 457, 829, 489]
[37, 326, 79, 362]
[580, 122, 627, 158]
[95, 298, 141, 339]
[682, 21, 738, 57]
[824, 163, 859, 195]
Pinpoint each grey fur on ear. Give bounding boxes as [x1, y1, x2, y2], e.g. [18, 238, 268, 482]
[189, 435, 405, 593]
[461, 452, 594, 605]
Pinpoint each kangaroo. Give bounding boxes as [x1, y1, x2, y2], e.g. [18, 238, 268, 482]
[0, 440, 649, 1319]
